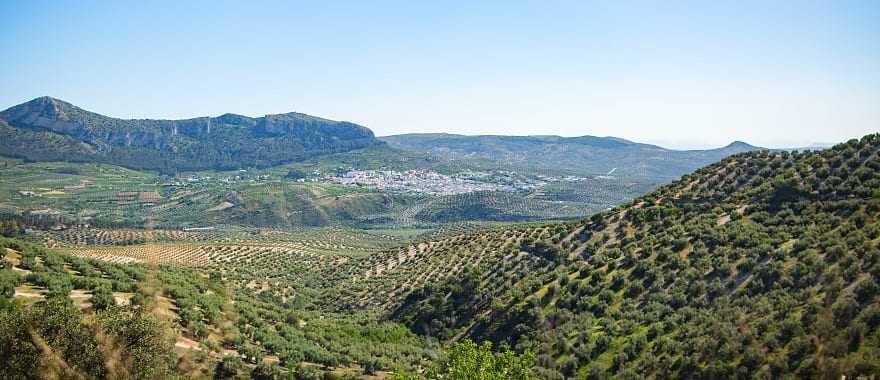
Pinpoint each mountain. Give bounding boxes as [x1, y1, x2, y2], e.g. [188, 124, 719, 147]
[0, 97, 379, 173]
[343, 134, 880, 378]
[380, 133, 764, 180]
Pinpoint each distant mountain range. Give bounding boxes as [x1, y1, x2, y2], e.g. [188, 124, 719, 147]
[0, 97, 379, 173]
[0, 97, 771, 181]
[380, 133, 764, 180]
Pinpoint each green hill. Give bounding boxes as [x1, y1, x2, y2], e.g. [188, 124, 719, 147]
[381, 133, 763, 180]
[0, 97, 379, 173]
[350, 134, 880, 378]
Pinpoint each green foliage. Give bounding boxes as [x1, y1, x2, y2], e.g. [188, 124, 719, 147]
[435, 340, 536, 380]
[394, 339, 536, 380]
[95, 304, 176, 378]
[91, 285, 115, 311]
[294, 364, 323, 380]
[391, 268, 484, 339]
[214, 356, 245, 379]
[0, 269, 18, 298]
[251, 362, 282, 380]
[0, 298, 174, 379]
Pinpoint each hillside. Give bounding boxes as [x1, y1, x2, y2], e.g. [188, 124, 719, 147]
[0, 97, 379, 173]
[381, 133, 762, 180]
[346, 134, 880, 378]
[3, 134, 877, 379]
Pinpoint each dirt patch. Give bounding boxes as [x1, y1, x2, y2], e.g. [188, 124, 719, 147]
[14, 284, 47, 301]
[113, 292, 134, 306]
[4, 248, 19, 261]
[5, 248, 32, 274]
[63, 262, 81, 275]
[154, 295, 180, 320]
[70, 289, 93, 310]
[175, 335, 202, 351]
[206, 201, 235, 212]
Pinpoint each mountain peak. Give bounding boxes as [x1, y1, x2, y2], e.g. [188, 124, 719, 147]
[213, 113, 254, 125]
[1, 96, 78, 122]
[724, 140, 757, 149]
[25, 96, 74, 110]
[34, 95, 64, 102]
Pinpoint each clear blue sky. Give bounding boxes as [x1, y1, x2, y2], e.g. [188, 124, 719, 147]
[2, 1, 878, 149]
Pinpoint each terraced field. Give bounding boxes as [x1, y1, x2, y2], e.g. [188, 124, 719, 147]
[2, 235, 434, 378]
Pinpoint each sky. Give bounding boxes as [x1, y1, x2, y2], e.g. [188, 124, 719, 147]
[1, 1, 878, 149]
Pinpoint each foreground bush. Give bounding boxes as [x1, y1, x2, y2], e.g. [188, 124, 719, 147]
[394, 339, 536, 380]
[0, 298, 175, 379]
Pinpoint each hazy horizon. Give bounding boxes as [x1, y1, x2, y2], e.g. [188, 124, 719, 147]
[2, 1, 878, 150]
[0, 95, 848, 150]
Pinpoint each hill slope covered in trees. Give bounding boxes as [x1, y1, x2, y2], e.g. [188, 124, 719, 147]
[351, 134, 880, 378]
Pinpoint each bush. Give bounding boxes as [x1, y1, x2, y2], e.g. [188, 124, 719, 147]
[0, 299, 173, 379]
[295, 364, 323, 380]
[91, 286, 115, 311]
[394, 339, 536, 380]
[214, 356, 245, 379]
[252, 362, 282, 380]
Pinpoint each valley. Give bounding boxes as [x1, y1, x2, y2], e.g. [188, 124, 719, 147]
[2, 128, 878, 378]
[4, 4, 878, 378]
